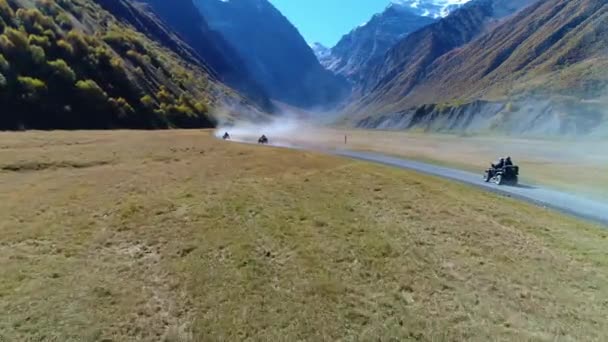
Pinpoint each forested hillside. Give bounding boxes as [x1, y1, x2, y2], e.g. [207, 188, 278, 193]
[0, 0, 259, 130]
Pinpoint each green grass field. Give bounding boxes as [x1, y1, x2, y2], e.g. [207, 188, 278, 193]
[1, 130, 608, 341]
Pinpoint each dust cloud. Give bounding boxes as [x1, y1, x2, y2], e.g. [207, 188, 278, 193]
[213, 110, 327, 149]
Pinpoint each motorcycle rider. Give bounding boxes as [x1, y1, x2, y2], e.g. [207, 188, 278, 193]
[486, 157, 505, 182]
[505, 156, 513, 166]
[492, 157, 505, 170]
[222, 132, 230, 140]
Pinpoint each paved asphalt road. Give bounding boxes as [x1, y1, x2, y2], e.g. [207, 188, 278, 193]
[224, 135, 608, 226]
[332, 149, 608, 226]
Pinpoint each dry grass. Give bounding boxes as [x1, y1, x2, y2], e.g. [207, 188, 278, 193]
[1, 130, 608, 341]
[277, 127, 608, 199]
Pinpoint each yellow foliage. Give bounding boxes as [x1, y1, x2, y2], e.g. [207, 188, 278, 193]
[76, 79, 107, 102]
[3, 28, 29, 52]
[66, 30, 89, 55]
[16, 8, 54, 32]
[56, 39, 74, 55]
[140, 95, 155, 109]
[55, 12, 71, 29]
[29, 45, 45, 64]
[29, 34, 51, 48]
[0, 52, 8, 71]
[47, 59, 75, 82]
[17, 76, 47, 93]
[110, 97, 134, 117]
[156, 86, 174, 104]
[0, 0, 14, 21]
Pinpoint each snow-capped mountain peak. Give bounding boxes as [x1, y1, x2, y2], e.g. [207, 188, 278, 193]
[390, 0, 471, 18]
[310, 42, 331, 60]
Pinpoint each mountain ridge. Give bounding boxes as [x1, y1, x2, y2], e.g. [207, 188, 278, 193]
[350, 0, 608, 136]
[322, 4, 436, 82]
[389, 0, 470, 18]
[350, 0, 538, 114]
[194, 0, 350, 109]
[132, 0, 273, 111]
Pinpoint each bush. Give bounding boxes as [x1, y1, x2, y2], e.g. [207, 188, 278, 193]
[55, 0, 76, 14]
[42, 29, 56, 40]
[109, 97, 134, 118]
[126, 49, 151, 67]
[29, 34, 51, 48]
[38, 0, 61, 16]
[47, 59, 75, 82]
[56, 39, 74, 55]
[140, 95, 155, 109]
[17, 76, 47, 98]
[76, 79, 107, 103]
[0, 34, 14, 51]
[156, 86, 174, 104]
[16, 8, 54, 33]
[102, 30, 131, 52]
[55, 12, 72, 30]
[93, 46, 112, 65]
[29, 45, 45, 64]
[0, 0, 14, 22]
[194, 101, 208, 114]
[66, 30, 89, 56]
[0, 52, 8, 70]
[0, 71, 6, 88]
[2, 28, 29, 54]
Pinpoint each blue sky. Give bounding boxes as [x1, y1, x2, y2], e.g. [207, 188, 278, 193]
[269, 0, 390, 47]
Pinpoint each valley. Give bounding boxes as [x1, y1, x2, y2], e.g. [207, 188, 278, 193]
[1, 0, 608, 340]
[1, 130, 608, 341]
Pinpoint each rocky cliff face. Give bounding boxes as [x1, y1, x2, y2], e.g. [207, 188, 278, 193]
[311, 42, 331, 61]
[134, 0, 273, 111]
[324, 4, 436, 82]
[356, 98, 607, 136]
[391, 0, 471, 18]
[350, 0, 608, 137]
[397, 0, 608, 106]
[352, 0, 538, 113]
[194, 0, 350, 109]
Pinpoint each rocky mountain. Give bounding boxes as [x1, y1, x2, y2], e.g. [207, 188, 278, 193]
[0, 0, 267, 130]
[352, 0, 608, 136]
[351, 0, 538, 113]
[310, 42, 331, 61]
[394, 0, 608, 105]
[194, 0, 350, 109]
[324, 3, 436, 81]
[391, 0, 471, 18]
[133, 0, 273, 111]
